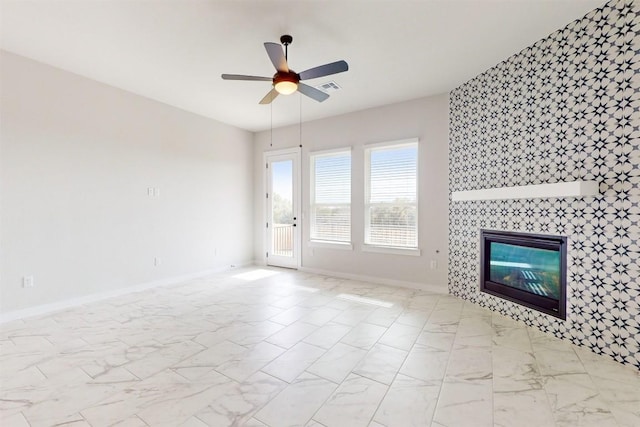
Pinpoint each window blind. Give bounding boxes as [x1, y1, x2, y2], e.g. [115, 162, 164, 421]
[311, 150, 351, 243]
[365, 142, 418, 248]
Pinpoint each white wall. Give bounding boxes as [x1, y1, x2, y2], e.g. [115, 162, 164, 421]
[254, 95, 449, 289]
[0, 51, 255, 313]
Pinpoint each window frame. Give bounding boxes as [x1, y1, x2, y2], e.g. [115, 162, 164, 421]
[363, 138, 420, 255]
[309, 146, 353, 248]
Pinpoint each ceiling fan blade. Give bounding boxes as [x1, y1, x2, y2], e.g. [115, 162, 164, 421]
[259, 88, 279, 105]
[264, 42, 289, 72]
[297, 83, 330, 103]
[299, 60, 349, 81]
[221, 74, 272, 81]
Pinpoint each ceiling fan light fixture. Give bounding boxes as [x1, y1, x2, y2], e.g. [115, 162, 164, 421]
[221, 34, 348, 104]
[274, 79, 298, 95]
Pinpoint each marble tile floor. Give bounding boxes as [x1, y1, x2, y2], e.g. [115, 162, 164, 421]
[1, 267, 639, 427]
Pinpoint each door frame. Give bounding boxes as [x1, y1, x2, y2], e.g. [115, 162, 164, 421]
[264, 147, 302, 269]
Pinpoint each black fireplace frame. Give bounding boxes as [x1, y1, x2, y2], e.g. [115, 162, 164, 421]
[480, 229, 567, 320]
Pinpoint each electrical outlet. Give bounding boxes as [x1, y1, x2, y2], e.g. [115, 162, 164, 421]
[430, 260, 438, 270]
[147, 187, 154, 197]
[154, 257, 161, 266]
[23, 275, 34, 288]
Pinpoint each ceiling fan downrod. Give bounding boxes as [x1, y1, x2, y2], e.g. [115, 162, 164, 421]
[280, 34, 293, 60]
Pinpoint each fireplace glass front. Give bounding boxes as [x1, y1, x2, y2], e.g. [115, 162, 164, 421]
[480, 229, 567, 319]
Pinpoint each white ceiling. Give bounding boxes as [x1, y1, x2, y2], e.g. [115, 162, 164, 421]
[1, 0, 605, 132]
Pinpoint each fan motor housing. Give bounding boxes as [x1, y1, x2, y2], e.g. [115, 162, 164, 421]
[273, 70, 299, 85]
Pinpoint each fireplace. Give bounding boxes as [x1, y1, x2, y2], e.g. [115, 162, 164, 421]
[480, 229, 567, 319]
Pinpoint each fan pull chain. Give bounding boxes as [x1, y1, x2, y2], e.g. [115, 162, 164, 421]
[299, 94, 302, 148]
[270, 101, 273, 147]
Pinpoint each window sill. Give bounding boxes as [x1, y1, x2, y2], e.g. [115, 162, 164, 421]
[361, 244, 421, 256]
[309, 240, 353, 250]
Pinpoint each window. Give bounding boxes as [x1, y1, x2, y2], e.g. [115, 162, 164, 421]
[310, 149, 351, 243]
[365, 139, 418, 249]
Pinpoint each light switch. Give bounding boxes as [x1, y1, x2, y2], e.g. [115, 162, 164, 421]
[23, 275, 34, 288]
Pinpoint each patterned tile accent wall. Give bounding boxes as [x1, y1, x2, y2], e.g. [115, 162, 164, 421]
[448, 0, 640, 369]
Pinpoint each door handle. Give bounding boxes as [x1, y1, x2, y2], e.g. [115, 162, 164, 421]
[293, 224, 297, 227]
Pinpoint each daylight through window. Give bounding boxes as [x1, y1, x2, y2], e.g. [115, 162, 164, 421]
[365, 140, 418, 248]
[310, 149, 351, 243]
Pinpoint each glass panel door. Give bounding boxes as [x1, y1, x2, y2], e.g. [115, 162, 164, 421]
[266, 150, 300, 268]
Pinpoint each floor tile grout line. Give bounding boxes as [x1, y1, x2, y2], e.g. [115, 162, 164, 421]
[490, 313, 498, 427]
[348, 296, 444, 426]
[427, 300, 468, 427]
[361, 343, 412, 426]
[6, 268, 639, 426]
[525, 324, 560, 427]
[19, 411, 33, 427]
[198, 368, 284, 426]
[308, 417, 329, 427]
[250, 369, 306, 427]
[79, 410, 95, 427]
[305, 371, 380, 427]
[572, 337, 626, 420]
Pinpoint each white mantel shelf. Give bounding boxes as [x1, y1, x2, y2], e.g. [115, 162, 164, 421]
[451, 180, 600, 202]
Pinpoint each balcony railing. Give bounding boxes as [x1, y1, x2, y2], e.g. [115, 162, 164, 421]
[273, 223, 293, 257]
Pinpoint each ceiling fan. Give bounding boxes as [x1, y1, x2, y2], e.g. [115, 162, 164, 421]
[221, 35, 349, 104]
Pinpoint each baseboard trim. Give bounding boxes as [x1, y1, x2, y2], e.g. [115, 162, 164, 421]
[0, 262, 251, 323]
[298, 266, 447, 295]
